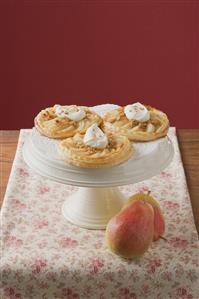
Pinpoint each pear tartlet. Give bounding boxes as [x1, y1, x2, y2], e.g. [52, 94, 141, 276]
[102, 102, 169, 142]
[35, 104, 102, 139]
[58, 124, 134, 168]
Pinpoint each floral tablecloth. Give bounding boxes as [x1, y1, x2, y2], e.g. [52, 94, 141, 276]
[1, 128, 199, 299]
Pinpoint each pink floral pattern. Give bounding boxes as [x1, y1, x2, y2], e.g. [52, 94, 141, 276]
[3, 288, 22, 299]
[59, 237, 78, 247]
[10, 199, 26, 209]
[88, 257, 105, 274]
[0, 128, 199, 299]
[30, 258, 48, 274]
[175, 288, 193, 299]
[169, 237, 189, 249]
[37, 185, 50, 195]
[18, 168, 29, 177]
[4, 236, 23, 247]
[145, 256, 162, 274]
[118, 288, 137, 299]
[32, 218, 49, 229]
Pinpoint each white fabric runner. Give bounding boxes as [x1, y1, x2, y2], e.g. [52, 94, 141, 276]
[1, 127, 199, 299]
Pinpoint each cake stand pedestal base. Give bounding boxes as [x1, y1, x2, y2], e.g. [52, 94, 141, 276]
[62, 187, 126, 229]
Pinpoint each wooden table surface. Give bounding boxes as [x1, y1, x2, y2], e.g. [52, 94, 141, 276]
[1, 130, 199, 233]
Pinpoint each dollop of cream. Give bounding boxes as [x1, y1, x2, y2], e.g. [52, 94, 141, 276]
[54, 105, 86, 121]
[83, 124, 108, 149]
[124, 102, 150, 122]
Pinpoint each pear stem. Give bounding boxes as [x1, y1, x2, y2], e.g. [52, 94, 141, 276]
[159, 236, 167, 241]
[147, 190, 151, 195]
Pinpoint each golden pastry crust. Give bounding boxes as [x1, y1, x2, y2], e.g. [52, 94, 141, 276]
[102, 105, 169, 141]
[34, 106, 102, 139]
[58, 133, 134, 168]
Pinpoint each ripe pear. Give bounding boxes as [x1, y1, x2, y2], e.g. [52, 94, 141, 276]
[106, 200, 154, 259]
[124, 192, 165, 241]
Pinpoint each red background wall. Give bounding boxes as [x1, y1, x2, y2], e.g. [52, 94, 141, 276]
[0, 0, 198, 129]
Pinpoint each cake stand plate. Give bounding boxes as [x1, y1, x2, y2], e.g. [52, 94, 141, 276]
[23, 105, 174, 229]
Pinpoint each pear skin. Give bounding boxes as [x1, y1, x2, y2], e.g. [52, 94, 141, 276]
[106, 200, 154, 259]
[124, 193, 165, 241]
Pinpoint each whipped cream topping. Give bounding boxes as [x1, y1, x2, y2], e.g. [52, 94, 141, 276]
[83, 124, 108, 149]
[54, 105, 86, 121]
[124, 102, 150, 122]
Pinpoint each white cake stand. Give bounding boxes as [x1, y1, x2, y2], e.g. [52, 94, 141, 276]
[23, 105, 174, 229]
